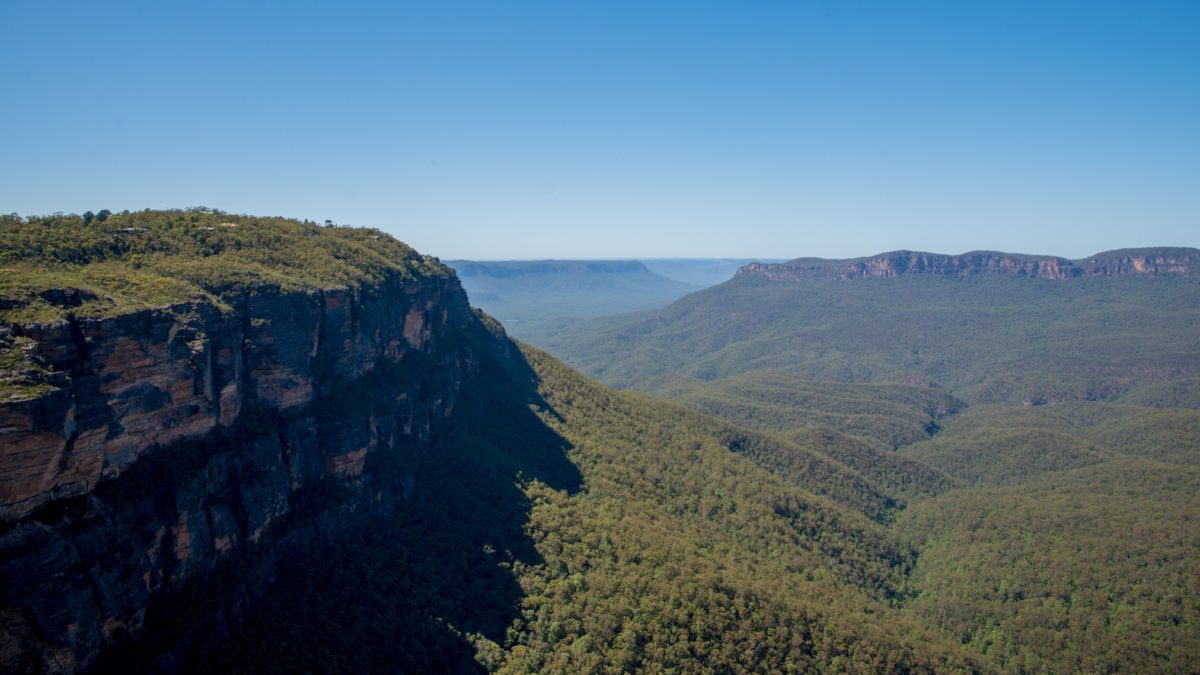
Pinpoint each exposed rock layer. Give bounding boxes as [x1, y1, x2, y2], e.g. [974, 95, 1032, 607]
[739, 248, 1200, 282]
[0, 274, 480, 672]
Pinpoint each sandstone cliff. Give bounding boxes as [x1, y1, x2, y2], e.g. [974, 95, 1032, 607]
[739, 247, 1200, 282]
[0, 270, 486, 672]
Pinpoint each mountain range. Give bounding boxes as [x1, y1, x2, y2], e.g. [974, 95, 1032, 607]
[445, 259, 698, 337]
[445, 258, 781, 342]
[541, 247, 1200, 405]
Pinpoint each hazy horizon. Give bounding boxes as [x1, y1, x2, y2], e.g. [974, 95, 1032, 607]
[3, 205, 1194, 262]
[445, 245, 1199, 263]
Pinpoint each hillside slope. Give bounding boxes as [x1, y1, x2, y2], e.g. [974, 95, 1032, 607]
[895, 456, 1200, 673]
[542, 250, 1200, 405]
[533, 247, 1200, 673]
[190, 340, 983, 673]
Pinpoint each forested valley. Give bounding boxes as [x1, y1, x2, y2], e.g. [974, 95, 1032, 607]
[1, 213, 1196, 673]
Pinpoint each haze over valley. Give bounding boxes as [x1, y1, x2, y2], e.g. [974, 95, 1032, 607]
[445, 258, 781, 340]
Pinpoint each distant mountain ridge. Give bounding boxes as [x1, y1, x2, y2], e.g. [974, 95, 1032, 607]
[639, 258, 785, 287]
[444, 259, 699, 338]
[739, 247, 1200, 281]
[449, 259, 652, 278]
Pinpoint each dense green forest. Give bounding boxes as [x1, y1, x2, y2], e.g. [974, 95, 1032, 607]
[185, 333, 1200, 673]
[657, 370, 964, 449]
[529, 263, 1200, 673]
[896, 457, 1199, 673]
[541, 271, 1200, 407]
[185, 336, 983, 673]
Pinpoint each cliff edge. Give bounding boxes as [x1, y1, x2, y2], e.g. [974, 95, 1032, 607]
[0, 209, 490, 672]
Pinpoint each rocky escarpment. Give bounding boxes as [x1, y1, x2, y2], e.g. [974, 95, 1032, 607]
[739, 247, 1200, 282]
[0, 274, 484, 672]
[1075, 247, 1200, 277]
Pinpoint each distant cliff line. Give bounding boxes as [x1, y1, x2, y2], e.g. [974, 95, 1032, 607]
[738, 247, 1200, 281]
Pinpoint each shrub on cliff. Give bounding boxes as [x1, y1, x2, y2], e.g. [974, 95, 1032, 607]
[0, 208, 453, 324]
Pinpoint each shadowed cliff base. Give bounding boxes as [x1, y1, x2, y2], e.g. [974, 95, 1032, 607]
[169, 334, 582, 674]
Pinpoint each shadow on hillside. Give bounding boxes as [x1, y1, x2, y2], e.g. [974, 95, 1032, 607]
[178, 338, 581, 674]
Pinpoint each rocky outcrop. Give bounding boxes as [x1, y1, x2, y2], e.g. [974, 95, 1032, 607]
[1075, 247, 1200, 277]
[0, 273, 483, 672]
[739, 248, 1200, 282]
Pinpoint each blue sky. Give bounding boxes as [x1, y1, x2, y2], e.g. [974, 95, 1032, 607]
[2, 1, 1197, 259]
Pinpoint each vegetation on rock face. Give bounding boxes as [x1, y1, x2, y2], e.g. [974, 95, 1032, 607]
[0, 208, 451, 324]
[0, 332, 58, 401]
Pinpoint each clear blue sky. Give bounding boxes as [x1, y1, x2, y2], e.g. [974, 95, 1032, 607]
[2, 1, 1197, 259]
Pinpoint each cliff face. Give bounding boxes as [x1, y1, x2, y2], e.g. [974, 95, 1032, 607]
[0, 274, 482, 672]
[739, 248, 1200, 282]
[1075, 248, 1200, 277]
